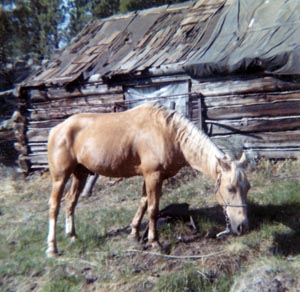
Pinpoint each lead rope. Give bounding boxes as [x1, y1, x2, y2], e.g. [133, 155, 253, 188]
[215, 174, 231, 238]
[216, 208, 231, 238]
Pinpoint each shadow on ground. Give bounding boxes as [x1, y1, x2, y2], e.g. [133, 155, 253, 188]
[192, 202, 300, 256]
[103, 202, 300, 257]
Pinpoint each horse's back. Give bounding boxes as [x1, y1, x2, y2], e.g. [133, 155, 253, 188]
[47, 104, 173, 177]
[49, 103, 166, 145]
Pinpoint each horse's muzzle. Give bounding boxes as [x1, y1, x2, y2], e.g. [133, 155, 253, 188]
[234, 218, 249, 235]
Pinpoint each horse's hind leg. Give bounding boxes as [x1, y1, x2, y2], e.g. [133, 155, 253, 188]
[129, 182, 148, 240]
[65, 165, 89, 240]
[47, 175, 69, 257]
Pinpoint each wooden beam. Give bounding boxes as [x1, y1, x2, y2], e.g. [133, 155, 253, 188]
[206, 100, 300, 120]
[206, 116, 300, 135]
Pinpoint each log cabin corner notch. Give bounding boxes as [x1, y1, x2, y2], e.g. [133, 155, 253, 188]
[15, 0, 300, 173]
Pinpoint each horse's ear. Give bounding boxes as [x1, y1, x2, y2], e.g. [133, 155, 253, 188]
[216, 156, 231, 172]
[238, 152, 248, 168]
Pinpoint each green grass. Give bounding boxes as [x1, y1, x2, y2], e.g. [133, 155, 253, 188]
[230, 256, 300, 292]
[42, 261, 86, 292]
[250, 180, 300, 206]
[156, 263, 232, 292]
[1, 160, 300, 291]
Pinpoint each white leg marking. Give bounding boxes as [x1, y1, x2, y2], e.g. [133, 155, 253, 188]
[47, 218, 57, 256]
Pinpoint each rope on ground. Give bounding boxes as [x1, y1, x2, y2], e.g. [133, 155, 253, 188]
[125, 248, 227, 260]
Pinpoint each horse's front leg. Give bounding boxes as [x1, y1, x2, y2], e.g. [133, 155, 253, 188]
[145, 172, 163, 247]
[65, 169, 88, 240]
[129, 182, 147, 240]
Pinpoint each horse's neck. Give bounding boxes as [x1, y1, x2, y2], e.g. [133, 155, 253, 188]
[179, 129, 224, 180]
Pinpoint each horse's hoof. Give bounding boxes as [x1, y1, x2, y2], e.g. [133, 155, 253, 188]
[128, 233, 140, 242]
[66, 233, 78, 242]
[160, 242, 171, 254]
[144, 241, 162, 252]
[46, 249, 59, 258]
[70, 235, 77, 242]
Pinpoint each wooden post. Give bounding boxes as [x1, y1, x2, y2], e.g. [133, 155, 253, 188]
[170, 101, 176, 110]
[81, 174, 99, 197]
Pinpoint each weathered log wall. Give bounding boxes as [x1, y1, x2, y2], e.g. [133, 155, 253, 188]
[16, 82, 123, 172]
[15, 75, 300, 173]
[193, 76, 300, 159]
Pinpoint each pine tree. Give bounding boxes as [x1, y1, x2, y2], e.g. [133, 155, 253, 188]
[92, 0, 120, 19]
[0, 5, 13, 89]
[67, 0, 92, 39]
[119, 0, 186, 13]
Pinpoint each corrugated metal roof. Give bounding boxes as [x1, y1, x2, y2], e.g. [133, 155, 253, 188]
[22, 0, 225, 87]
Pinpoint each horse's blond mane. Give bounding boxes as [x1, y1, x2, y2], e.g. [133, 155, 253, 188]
[146, 102, 249, 187]
[141, 103, 247, 184]
[145, 102, 225, 176]
[147, 102, 223, 156]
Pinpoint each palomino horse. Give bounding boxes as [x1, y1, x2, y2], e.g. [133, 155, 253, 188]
[46, 102, 250, 257]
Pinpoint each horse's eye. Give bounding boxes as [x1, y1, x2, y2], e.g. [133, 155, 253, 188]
[228, 186, 236, 193]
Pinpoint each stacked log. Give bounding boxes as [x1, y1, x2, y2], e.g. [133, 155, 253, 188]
[193, 76, 300, 159]
[16, 82, 123, 172]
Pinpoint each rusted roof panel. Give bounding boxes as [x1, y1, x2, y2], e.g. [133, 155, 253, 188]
[22, 0, 225, 87]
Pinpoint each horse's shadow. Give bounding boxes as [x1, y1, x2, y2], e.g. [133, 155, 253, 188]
[191, 202, 300, 256]
[104, 202, 300, 256]
[249, 202, 300, 256]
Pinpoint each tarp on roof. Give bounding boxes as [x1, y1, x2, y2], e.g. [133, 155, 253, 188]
[184, 0, 300, 77]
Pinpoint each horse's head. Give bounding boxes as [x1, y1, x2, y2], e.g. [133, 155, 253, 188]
[216, 153, 250, 235]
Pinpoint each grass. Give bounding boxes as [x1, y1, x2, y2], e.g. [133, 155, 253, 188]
[155, 262, 232, 292]
[230, 256, 300, 292]
[0, 160, 300, 291]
